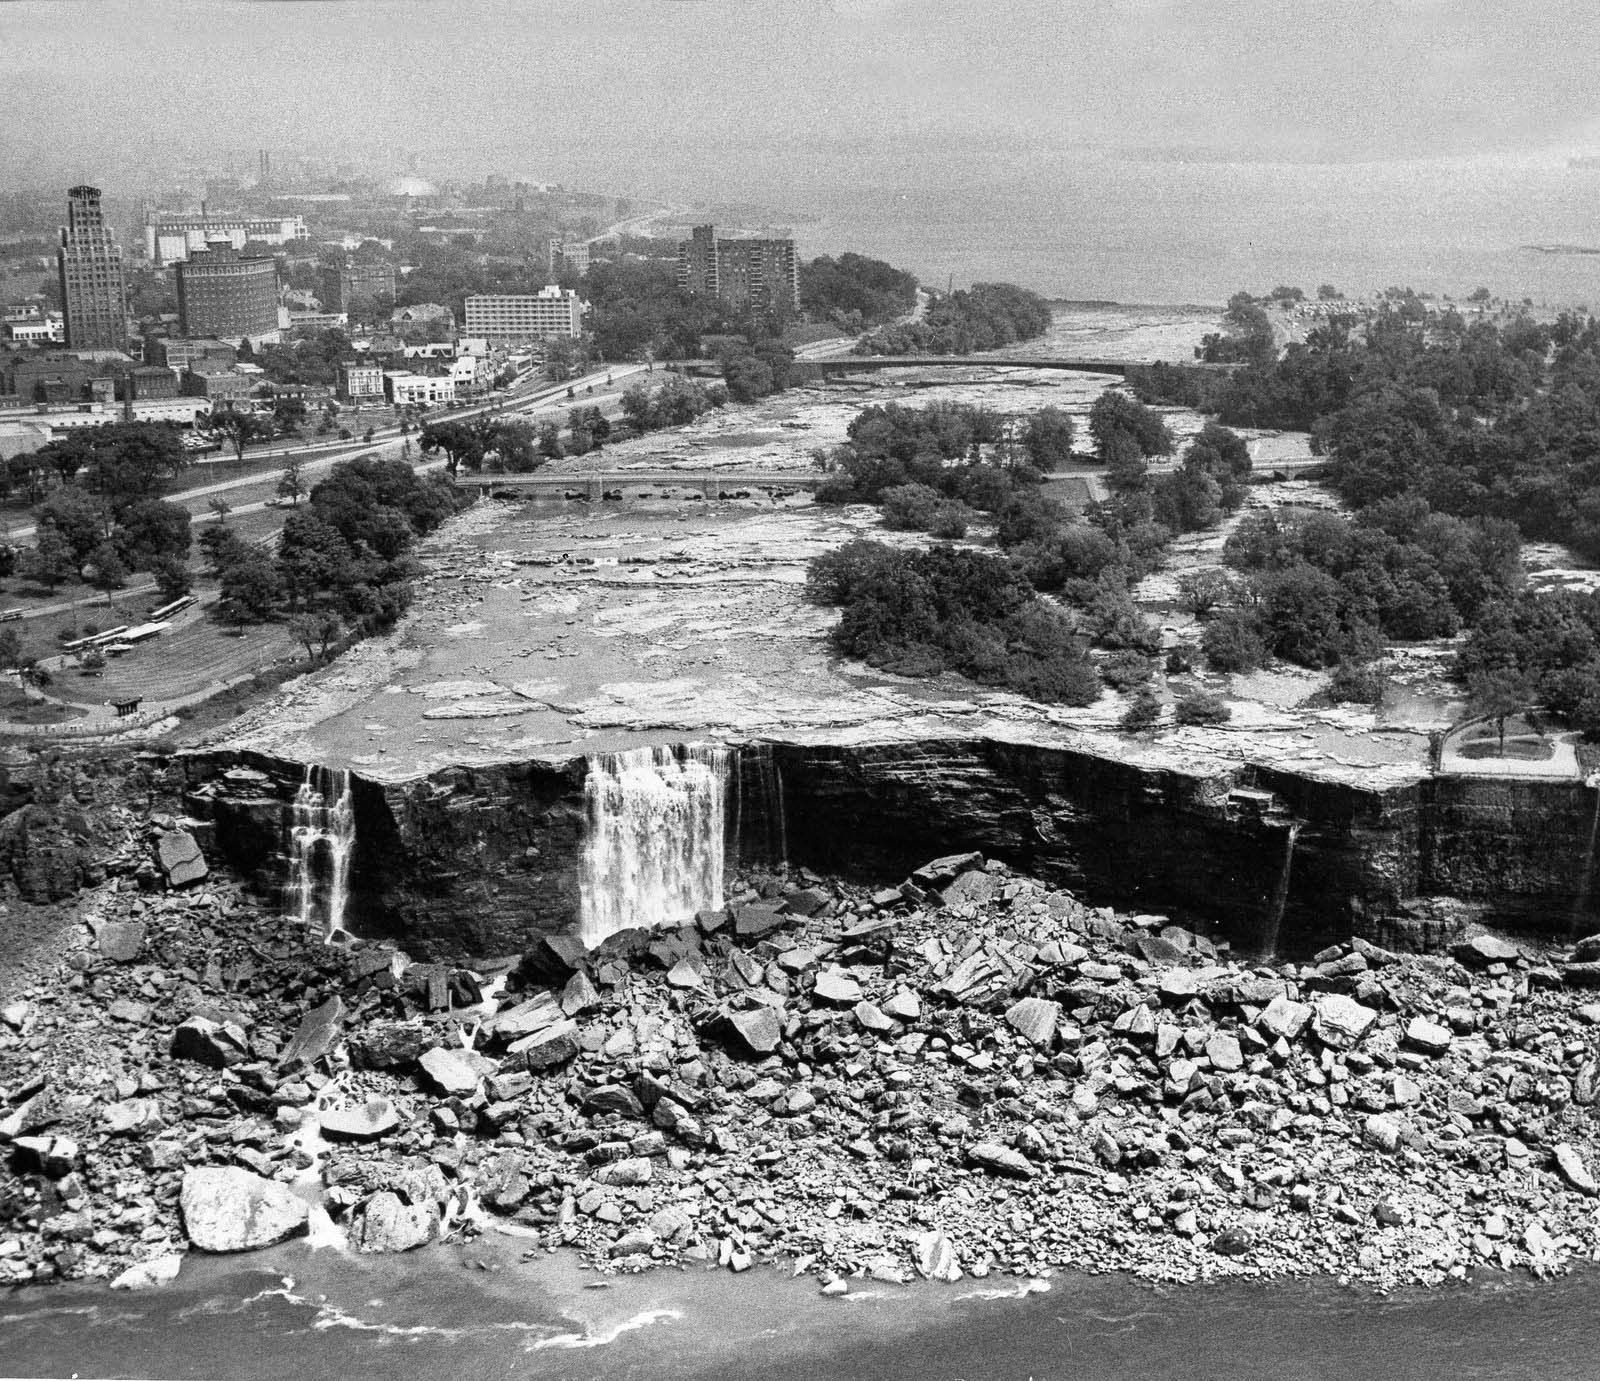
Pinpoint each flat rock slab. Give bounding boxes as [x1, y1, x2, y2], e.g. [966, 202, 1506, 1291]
[1257, 995, 1312, 1042]
[278, 996, 344, 1068]
[812, 967, 863, 1005]
[729, 1007, 783, 1056]
[510, 1019, 580, 1070]
[181, 1167, 308, 1252]
[854, 1000, 898, 1034]
[1004, 997, 1060, 1049]
[1205, 1032, 1244, 1072]
[321, 1097, 400, 1142]
[912, 852, 984, 887]
[418, 1046, 483, 1096]
[1453, 934, 1521, 969]
[1555, 1143, 1598, 1195]
[1312, 993, 1377, 1049]
[967, 1142, 1034, 1179]
[97, 921, 145, 964]
[1403, 1016, 1452, 1056]
[156, 830, 208, 888]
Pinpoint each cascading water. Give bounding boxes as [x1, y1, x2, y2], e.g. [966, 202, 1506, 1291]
[1257, 821, 1301, 958]
[1575, 773, 1600, 925]
[285, 765, 356, 940]
[578, 745, 730, 947]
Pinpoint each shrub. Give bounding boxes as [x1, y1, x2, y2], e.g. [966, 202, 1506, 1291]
[1202, 610, 1267, 673]
[929, 503, 973, 540]
[879, 483, 943, 532]
[1120, 686, 1162, 731]
[1174, 691, 1232, 726]
[1327, 660, 1385, 704]
[1101, 649, 1154, 691]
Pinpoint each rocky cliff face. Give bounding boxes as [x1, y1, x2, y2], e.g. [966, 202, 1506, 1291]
[180, 735, 1600, 963]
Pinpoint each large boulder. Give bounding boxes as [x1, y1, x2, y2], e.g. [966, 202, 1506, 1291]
[180, 1167, 309, 1252]
[349, 1191, 434, 1253]
[157, 830, 208, 888]
[277, 997, 344, 1069]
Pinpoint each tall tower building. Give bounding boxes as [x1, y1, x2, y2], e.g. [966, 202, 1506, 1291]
[57, 185, 127, 350]
[676, 224, 799, 313]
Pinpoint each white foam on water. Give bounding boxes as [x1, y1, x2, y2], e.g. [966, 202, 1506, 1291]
[529, 1307, 684, 1350]
[954, 1278, 1053, 1302]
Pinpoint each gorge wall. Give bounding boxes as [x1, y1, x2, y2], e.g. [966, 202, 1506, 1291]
[179, 736, 1600, 963]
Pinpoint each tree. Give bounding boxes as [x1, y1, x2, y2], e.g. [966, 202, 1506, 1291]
[115, 498, 190, 570]
[1466, 667, 1534, 754]
[208, 497, 232, 524]
[1174, 691, 1232, 726]
[210, 408, 272, 464]
[277, 458, 307, 506]
[1177, 569, 1233, 620]
[1021, 406, 1076, 472]
[290, 609, 345, 661]
[150, 555, 192, 603]
[18, 525, 76, 593]
[1202, 609, 1266, 673]
[84, 539, 127, 601]
[35, 485, 110, 563]
[218, 550, 281, 624]
[0, 628, 24, 671]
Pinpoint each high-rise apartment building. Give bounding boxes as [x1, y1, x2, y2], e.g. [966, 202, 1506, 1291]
[463, 286, 583, 341]
[320, 259, 397, 314]
[175, 239, 280, 340]
[676, 225, 799, 314]
[57, 186, 127, 351]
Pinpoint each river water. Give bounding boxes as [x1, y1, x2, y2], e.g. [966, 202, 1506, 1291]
[4, 1233, 1599, 1380]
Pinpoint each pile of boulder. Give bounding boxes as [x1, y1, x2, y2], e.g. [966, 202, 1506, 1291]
[7, 845, 1600, 1293]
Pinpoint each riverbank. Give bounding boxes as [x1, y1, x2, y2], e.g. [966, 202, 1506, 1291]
[7, 838, 1600, 1296]
[6, 1231, 1600, 1381]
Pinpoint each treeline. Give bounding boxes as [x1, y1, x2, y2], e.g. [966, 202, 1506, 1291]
[204, 456, 465, 644]
[808, 394, 1249, 706]
[856, 283, 1053, 356]
[419, 376, 724, 474]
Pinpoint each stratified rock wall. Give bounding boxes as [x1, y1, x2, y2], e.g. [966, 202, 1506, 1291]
[181, 739, 1600, 961]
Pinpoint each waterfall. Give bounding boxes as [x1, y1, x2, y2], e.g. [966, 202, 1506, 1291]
[1575, 774, 1600, 926]
[1257, 821, 1301, 959]
[578, 745, 730, 947]
[735, 742, 789, 869]
[285, 765, 356, 940]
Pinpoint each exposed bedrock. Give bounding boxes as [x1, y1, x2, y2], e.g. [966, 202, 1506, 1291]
[179, 738, 1600, 962]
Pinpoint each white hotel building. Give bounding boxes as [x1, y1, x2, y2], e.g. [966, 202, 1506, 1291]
[463, 286, 583, 342]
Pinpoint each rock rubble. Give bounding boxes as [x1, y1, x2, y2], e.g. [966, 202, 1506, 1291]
[7, 848, 1600, 1294]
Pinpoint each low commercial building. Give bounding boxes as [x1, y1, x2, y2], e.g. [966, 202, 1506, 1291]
[337, 360, 385, 402]
[4, 313, 64, 345]
[383, 371, 455, 407]
[150, 337, 236, 373]
[124, 364, 179, 400]
[183, 364, 257, 404]
[548, 239, 590, 277]
[391, 303, 456, 335]
[463, 286, 583, 341]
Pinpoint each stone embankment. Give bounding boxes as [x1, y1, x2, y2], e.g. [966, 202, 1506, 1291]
[8, 839, 1600, 1292]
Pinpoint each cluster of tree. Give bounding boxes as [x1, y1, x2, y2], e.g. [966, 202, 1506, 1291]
[855, 282, 1052, 356]
[1196, 499, 1522, 674]
[203, 456, 466, 642]
[1455, 590, 1600, 737]
[806, 539, 1100, 704]
[240, 330, 352, 389]
[797, 253, 918, 332]
[1198, 292, 1277, 368]
[808, 395, 1258, 700]
[12, 423, 194, 599]
[618, 376, 726, 434]
[585, 260, 725, 362]
[419, 416, 545, 474]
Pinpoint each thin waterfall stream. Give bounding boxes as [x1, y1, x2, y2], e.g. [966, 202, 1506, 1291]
[1258, 820, 1301, 958]
[285, 765, 356, 940]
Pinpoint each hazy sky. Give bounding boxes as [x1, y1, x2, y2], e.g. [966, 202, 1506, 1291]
[1, 0, 1597, 197]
